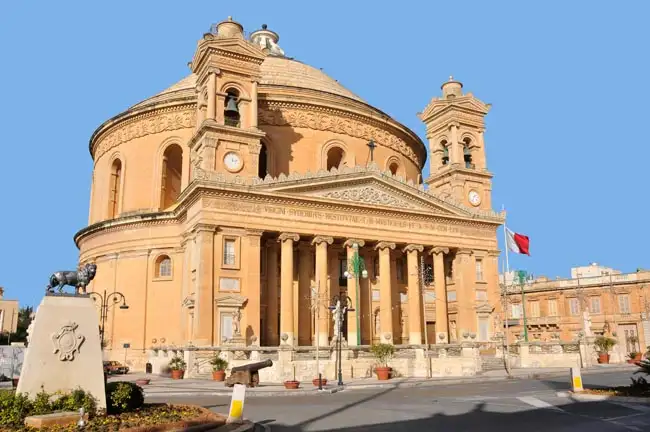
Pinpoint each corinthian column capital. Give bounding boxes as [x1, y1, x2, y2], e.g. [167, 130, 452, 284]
[278, 233, 299, 243]
[311, 236, 334, 246]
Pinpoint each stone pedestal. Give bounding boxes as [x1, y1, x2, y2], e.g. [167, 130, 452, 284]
[17, 295, 107, 410]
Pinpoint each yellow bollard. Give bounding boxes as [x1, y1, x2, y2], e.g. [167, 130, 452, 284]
[570, 367, 584, 392]
[226, 384, 246, 424]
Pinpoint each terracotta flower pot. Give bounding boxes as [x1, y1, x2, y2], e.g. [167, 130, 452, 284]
[635, 353, 642, 361]
[312, 378, 327, 387]
[212, 370, 226, 381]
[375, 366, 391, 380]
[284, 380, 300, 389]
[135, 379, 150, 386]
[598, 353, 610, 364]
[170, 369, 185, 380]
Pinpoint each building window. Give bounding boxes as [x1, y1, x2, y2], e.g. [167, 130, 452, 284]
[447, 291, 457, 302]
[618, 295, 631, 314]
[463, 138, 474, 169]
[339, 259, 348, 287]
[224, 89, 241, 127]
[529, 301, 540, 318]
[258, 142, 268, 178]
[223, 239, 236, 266]
[424, 291, 436, 302]
[160, 144, 183, 209]
[373, 257, 379, 278]
[372, 290, 380, 301]
[388, 162, 399, 175]
[155, 255, 172, 278]
[547, 299, 558, 316]
[326, 146, 345, 170]
[108, 158, 122, 218]
[396, 258, 405, 283]
[511, 303, 522, 319]
[569, 298, 580, 316]
[475, 259, 483, 281]
[590, 297, 601, 314]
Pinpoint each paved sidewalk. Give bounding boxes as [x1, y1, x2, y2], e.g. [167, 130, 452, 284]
[113, 363, 639, 398]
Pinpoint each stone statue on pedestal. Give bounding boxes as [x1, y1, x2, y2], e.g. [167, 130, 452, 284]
[46, 263, 97, 294]
[332, 300, 342, 338]
[232, 309, 242, 337]
[582, 310, 593, 337]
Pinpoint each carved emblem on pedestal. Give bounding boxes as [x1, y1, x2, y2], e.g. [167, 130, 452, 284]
[51, 322, 85, 361]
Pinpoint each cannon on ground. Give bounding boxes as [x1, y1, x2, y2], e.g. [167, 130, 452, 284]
[225, 359, 273, 388]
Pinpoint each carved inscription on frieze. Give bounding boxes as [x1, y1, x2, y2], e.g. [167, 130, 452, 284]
[204, 198, 494, 238]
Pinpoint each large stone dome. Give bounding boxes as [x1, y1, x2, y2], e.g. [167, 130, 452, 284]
[130, 56, 364, 111]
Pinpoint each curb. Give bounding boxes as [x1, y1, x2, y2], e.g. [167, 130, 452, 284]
[213, 420, 260, 431]
[145, 386, 342, 398]
[556, 391, 650, 404]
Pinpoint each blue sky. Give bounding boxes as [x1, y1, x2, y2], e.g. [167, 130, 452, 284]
[1, 1, 648, 308]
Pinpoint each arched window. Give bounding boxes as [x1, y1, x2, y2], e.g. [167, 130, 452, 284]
[463, 138, 473, 169]
[440, 141, 449, 166]
[160, 144, 183, 209]
[155, 255, 172, 278]
[108, 158, 122, 218]
[389, 162, 399, 175]
[224, 89, 241, 127]
[326, 146, 344, 170]
[258, 142, 268, 178]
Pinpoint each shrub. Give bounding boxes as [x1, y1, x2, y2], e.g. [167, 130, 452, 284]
[370, 343, 395, 367]
[0, 390, 31, 428]
[168, 356, 186, 371]
[106, 381, 144, 414]
[210, 354, 229, 371]
[594, 336, 616, 353]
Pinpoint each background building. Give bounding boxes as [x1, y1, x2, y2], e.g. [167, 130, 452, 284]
[0, 287, 19, 335]
[502, 263, 650, 357]
[76, 17, 505, 371]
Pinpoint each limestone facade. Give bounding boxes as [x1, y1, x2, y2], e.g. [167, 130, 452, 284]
[503, 265, 650, 359]
[75, 17, 505, 371]
[0, 287, 19, 334]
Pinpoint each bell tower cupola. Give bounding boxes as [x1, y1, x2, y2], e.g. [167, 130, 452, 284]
[418, 77, 494, 211]
[188, 16, 267, 178]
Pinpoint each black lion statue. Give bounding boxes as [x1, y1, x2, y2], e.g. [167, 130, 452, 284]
[46, 263, 97, 294]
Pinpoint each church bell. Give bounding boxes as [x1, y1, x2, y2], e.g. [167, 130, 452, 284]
[225, 96, 239, 115]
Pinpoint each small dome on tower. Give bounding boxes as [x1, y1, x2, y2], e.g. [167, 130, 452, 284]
[250, 24, 285, 57]
[215, 16, 244, 39]
[441, 75, 463, 99]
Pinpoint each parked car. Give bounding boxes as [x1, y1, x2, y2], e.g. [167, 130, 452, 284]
[103, 361, 129, 375]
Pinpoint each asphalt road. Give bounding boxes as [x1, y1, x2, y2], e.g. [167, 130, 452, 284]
[147, 371, 650, 431]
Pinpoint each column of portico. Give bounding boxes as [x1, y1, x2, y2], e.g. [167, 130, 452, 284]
[344, 239, 365, 346]
[404, 244, 424, 345]
[455, 249, 477, 340]
[312, 236, 333, 346]
[265, 240, 279, 346]
[431, 247, 449, 343]
[375, 242, 396, 344]
[279, 233, 299, 346]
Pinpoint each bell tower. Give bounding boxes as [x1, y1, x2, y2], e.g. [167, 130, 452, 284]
[418, 77, 493, 211]
[189, 17, 267, 177]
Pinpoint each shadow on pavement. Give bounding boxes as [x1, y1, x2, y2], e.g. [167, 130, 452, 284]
[262, 400, 638, 431]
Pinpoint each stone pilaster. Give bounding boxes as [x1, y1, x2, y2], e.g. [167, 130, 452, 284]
[193, 224, 216, 346]
[431, 247, 449, 343]
[312, 236, 333, 346]
[404, 244, 424, 345]
[245, 230, 263, 345]
[344, 239, 366, 346]
[206, 69, 217, 121]
[265, 240, 279, 346]
[375, 242, 396, 344]
[279, 233, 299, 346]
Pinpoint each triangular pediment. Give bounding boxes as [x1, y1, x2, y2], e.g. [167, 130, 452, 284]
[215, 294, 248, 308]
[419, 95, 490, 121]
[210, 39, 267, 61]
[254, 164, 499, 220]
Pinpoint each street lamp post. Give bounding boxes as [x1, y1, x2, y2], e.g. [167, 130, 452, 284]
[329, 294, 353, 386]
[517, 270, 529, 343]
[309, 281, 329, 390]
[344, 242, 368, 346]
[89, 289, 129, 348]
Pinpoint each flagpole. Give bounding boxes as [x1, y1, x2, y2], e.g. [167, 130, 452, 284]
[501, 205, 511, 375]
[502, 205, 510, 274]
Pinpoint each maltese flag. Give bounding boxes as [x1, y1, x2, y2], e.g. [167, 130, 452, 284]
[505, 227, 530, 256]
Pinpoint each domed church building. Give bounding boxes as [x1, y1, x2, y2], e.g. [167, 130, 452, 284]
[76, 17, 505, 375]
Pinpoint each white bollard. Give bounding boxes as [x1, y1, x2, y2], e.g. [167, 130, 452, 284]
[226, 383, 246, 424]
[570, 367, 584, 392]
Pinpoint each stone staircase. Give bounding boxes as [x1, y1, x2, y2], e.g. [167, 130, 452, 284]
[481, 356, 506, 372]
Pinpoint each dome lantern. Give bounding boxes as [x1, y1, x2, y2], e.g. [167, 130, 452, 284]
[250, 24, 285, 57]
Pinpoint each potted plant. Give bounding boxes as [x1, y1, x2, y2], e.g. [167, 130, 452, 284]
[284, 365, 300, 389]
[628, 352, 641, 364]
[168, 355, 186, 380]
[370, 343, 395, 380]
[594, 336, 616, 364]
[312, 376, 327, 387]
[628, 336, 641, 361]
[210, 355, 229, 381]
